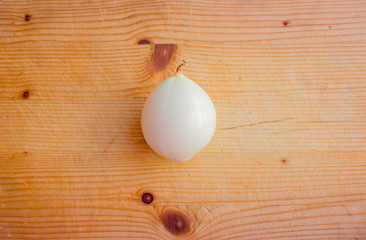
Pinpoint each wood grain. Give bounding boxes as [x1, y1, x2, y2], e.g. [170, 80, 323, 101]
[1, 0, 366, 239]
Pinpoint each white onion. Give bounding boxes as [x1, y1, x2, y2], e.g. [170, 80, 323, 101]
[141, 62, 216, 162]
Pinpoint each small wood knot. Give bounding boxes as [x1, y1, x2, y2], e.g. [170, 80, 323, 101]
[282, 21, 288, 26]
[161, 210, 190, 235]
[138, 39, 151, 45]
[281, 158, 288, 164]
[22, 91, 29, 99]
[24, 14, 31, 21]
[141, 193, 153, 204]
[329, 26, 332, 29]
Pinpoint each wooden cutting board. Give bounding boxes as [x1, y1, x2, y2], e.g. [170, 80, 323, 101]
[1, 0, 366, 239]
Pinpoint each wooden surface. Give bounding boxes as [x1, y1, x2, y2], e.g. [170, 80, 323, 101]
[1, 0, 366, 239]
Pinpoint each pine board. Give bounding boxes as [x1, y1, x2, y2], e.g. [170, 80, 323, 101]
[1, 0, 366, 239]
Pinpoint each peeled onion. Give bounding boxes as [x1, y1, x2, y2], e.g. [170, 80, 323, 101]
[141, 61, 216, 162]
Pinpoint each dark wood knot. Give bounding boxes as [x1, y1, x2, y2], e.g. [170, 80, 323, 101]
[22, 90, 30, 99]
[161, 210, 190, 235]
[141, 192, 153, 204]
[24, 14, 31, 21]
[138, 39, 151, 45]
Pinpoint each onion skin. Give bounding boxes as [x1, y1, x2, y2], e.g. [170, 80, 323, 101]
[141, 72, 216, 162]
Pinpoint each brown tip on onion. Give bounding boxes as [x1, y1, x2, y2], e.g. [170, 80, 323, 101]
[176, 60, 187, 73]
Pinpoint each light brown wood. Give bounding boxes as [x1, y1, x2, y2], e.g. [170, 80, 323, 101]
[1, 0, 366, 239]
